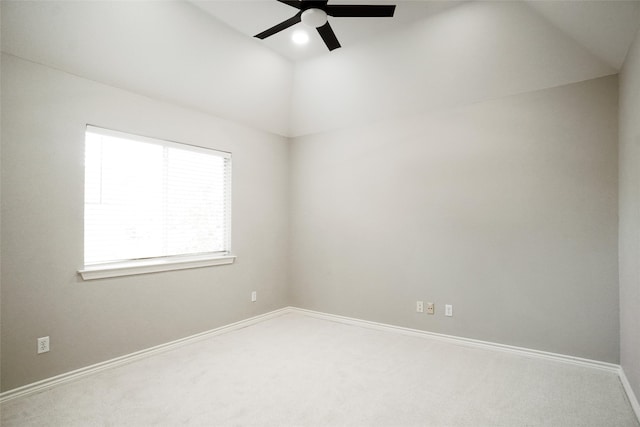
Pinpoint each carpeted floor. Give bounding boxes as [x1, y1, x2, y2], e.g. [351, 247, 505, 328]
[1, 312, 638, 426]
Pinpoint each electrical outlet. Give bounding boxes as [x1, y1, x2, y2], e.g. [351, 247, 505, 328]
[416, 301, 424, 313]
[445, 304, 453, 317]
[37, 336, 50, 354]
[426, 302, 434, 315]
[251, 291, 257, 302]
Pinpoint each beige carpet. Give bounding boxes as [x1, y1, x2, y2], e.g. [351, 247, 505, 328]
[1, 312, 638, 426]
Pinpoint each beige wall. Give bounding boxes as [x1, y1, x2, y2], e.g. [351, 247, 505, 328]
[0, 53, 622, 392]
[290, 76, 619, 362]
[0, 54, 290, 391]
[619, 26, 640, 400]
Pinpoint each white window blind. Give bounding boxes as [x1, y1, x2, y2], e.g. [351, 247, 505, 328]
[84, 126, 231, 266]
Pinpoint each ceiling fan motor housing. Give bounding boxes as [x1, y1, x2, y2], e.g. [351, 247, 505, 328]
[301, 8, 328, 28]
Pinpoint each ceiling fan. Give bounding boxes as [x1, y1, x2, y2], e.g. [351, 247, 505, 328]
[255, 0, 396, 51]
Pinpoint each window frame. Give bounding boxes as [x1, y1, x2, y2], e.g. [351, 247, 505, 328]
[78, 125, 235, 280]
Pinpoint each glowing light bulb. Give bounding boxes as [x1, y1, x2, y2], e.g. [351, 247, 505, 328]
[292, 30, 309, 45]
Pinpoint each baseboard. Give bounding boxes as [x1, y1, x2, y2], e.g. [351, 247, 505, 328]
[289, 307, 640, 423]
[620, 368, 640, 422]
[287, 307, 621, 374]
[2, 304, 634, 422]
[0, 307, 290, 403]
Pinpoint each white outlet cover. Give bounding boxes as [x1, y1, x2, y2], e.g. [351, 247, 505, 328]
[37, 336, 50, 354]
[445, 305, 453, 317]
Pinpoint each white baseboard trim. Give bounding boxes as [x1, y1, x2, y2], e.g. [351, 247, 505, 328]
[287, 307, 621, 374]
[0, 307, 290, 403]
[2, 304, 636, 425]
[620, 368, 640, 422]
[289, 308, 640, 423]
[290, 307, 640, 423]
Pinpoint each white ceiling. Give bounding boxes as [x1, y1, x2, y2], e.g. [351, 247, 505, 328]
[190, 0, 640, 66]
[526, 1, 640, 70]
[289, 0, 626, 135]
[189, 0, 464, 62]
[2, 1, 639, 136]
[1, 0, 294, 136]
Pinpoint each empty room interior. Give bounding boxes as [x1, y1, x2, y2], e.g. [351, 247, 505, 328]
[1, 0, 640, 425]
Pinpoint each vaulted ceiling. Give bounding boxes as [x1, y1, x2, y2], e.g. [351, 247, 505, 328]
[191, 1, 639, 68]
[2, 1, 639, 137]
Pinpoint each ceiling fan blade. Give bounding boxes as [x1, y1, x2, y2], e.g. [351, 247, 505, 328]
[317, 22, 341, 51]
[325, 4, 396, 18]
[303, 0, 330, 8]
[254, 12, 302, 39]
[277, 0, 303, 9]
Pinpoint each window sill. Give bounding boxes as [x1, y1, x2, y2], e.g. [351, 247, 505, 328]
[78, 254, 236, 280]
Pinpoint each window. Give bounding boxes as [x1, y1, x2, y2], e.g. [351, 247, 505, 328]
[79, 126, 234, 280]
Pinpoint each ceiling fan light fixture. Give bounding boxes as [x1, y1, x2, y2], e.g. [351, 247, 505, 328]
[255, 1, 397, 52]
[301, 8, 328, 28]
[291, 29, 310, 45]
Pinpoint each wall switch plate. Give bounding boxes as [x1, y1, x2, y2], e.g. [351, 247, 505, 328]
[251, 291, 257, 302]
[416, 301, 424, 313]
[37, 336, 50, 354]
[426, 302, 434, 315]
[445, 304, 453, 317]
